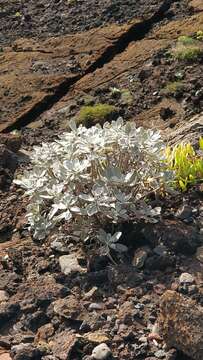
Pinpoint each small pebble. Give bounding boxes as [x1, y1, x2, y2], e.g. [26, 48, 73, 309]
[179, 273, 194, 284]
[155, 349, 166, 359]
[0, 290, 9, 303]
[89, 303, 104, 311]
[92, 343, 111, 360]
[59, 254, 85, 275]
[138, 335, 147, 343]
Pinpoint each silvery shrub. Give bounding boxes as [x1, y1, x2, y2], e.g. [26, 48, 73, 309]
[15, 118, 169, 250]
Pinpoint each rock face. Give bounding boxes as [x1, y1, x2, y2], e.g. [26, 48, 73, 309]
[0, 134, 21, 189]
[166, 112, 203, 148]
[0, 134, 22, 153]
[159, 290, 203, 360]
[142, 219, 200, 255]
[0, 23, 132, 132]
[1, 9, 203, 133]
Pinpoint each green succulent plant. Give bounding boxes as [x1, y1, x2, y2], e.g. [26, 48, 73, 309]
[196, 30, 203, 41]
[165, 139, 203, 191]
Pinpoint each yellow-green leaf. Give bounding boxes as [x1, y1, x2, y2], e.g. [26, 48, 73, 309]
[199, 137, 203, 150]
[179, 179, 187, 191]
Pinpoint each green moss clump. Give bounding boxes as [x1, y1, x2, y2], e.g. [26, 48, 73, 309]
[161, 81, 185, 96]
[170, 34, 203, 62]
[76, 104, 117, 127]
[120, 89, 133, 105]
[173, 45, 202, 61]
[177, 35, 194, 45]
[171, 36, 203, 61]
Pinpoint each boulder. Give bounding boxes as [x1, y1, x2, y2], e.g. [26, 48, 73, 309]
[165, 112, 203, 148]
[0, 144, 19, 189]
[48, 330, 78, 360]
[0, 145, 18, 171]
[0, 134, 22, 153]
[159, 290, 203, 360]
[142, 220, 200, 255]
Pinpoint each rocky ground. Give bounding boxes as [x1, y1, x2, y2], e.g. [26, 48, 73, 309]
[0, 1, 203, 360]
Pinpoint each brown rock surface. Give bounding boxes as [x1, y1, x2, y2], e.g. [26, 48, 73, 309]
[165, 112, 203, 147]
[0, 353, 12, 360]
[44, 12, 203, 130]
[48, 330, 78, 360]
[65, 14, 203, 93]
[189, 0, 203, 12]
[1, 9, 203, 133]
[0, 22, 131, 131]
[159, 290, 203, 360]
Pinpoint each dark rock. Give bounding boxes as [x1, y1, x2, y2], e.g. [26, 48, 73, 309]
[0, 143, 19, 189]
[0, 134, 22, 153]
[11, 343, 41, 360]
[160, 107, 175, 120]
[153, 245, 168, 256]
[175, 205, 193, 220]
[107, 265, 143, 288]
[159, 291, 203, 360]
[79, 321, 91, 333]
[142, 220, 200, 255]
[187, 285, 198, 295]
[0, 145, 18, 171]
[165, 349, 177, 360]
[88, 255, 109, 272]
[138, 69, 152, 81]
[0, 222, 13, 241]
[23, 310, 49, 332]
[145, 254, 175, 271]
[0, 303, 20, 330]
